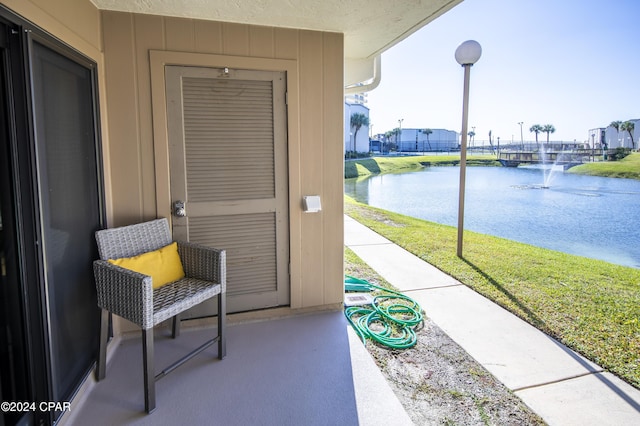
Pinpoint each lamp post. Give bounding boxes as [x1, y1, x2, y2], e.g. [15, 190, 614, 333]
[518, 121, 524, 150]
[455, 40, 482, 258]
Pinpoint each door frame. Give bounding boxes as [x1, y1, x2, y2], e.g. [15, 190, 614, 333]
[149, 50, 304, 309]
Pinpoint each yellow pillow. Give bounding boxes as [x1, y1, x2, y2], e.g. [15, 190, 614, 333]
[108, 242, 185, 289]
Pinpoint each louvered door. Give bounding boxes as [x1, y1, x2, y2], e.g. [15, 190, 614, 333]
[166, 66, 289, 315]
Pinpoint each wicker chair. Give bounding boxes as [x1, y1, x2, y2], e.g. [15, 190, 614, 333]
[93, 218, 226, 413]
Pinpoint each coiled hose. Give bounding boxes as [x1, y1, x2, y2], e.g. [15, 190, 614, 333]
[344, 275, 423, 349]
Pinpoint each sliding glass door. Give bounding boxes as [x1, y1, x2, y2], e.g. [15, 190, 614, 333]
[0, 11, 104, 425]
[29, 36, 103, 405]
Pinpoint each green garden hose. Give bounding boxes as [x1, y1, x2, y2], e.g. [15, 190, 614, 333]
[344, 275, 423, 349]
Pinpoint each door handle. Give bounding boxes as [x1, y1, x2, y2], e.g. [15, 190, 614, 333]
[173, 201, 186, 217]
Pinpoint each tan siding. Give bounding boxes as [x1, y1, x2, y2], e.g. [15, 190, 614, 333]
[322, 32, 346, 305]
[249, 26, 275, 58]
[102, 12, 344, 309]
[298, 30, 325, 307]
[194, 20, 223, 54]
[274, 28, 299, 60]
[165, 17, 195, 52]
[102, 12, 144, 225]
[134, 14, 165, 219]
[222, 22, 249, 56]
[30, 0, 100, 48]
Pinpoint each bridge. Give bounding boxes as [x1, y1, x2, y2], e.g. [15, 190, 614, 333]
[497, 150, 593, 168]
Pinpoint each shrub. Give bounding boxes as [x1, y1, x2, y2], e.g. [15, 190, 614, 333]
[609, 147, 631, 161]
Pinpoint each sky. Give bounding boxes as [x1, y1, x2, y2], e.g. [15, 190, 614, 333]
[366, 0, 640, 144]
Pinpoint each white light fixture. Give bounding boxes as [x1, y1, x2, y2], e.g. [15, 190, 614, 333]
[302, 195, 322, 213]
[455, 40, 482, 258]
[454, 40, 482, 66]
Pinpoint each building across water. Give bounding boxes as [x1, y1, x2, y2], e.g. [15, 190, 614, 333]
[372, 128, 459, 153]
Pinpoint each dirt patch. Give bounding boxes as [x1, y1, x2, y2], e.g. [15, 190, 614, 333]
[364, 317, 547, 425]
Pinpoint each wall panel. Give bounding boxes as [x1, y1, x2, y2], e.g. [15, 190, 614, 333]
[274, 28, 299, 60]
[102, 12, 344, 310]
[322, 32, 346, 305]
[165, 17, 195, 52]
[298, 30, 325, 308]
[134, 14, 165, 219]
[222, 22, 249, 56]
[102, 12, 144, 224]
[249, 26, 275, 58]
[194, 20, 223, 54]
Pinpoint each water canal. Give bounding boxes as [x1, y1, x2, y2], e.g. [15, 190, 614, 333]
[345, 166, 640, 268]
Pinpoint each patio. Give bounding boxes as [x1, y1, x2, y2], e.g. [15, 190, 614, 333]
[64, 310, 412, 426]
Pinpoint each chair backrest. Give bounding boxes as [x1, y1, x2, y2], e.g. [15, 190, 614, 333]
[95, 218, 172, 260]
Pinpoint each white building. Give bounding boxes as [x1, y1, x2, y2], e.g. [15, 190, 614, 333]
[394, 128, 459, 152]
[590, 119, 639, 149]
[345, 92, 368, 105]
[344, 102, 370, 154]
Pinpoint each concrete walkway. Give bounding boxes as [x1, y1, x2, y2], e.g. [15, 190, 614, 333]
[345, 215, 640, 426]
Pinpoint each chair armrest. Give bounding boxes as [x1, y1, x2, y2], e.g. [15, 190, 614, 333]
[176, 241, 226, 290]
[93, 260, 154, 329]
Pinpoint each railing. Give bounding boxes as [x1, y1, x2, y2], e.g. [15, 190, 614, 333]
[497, 149, 612, 167]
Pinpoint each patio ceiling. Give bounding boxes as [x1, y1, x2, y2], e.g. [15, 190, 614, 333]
[90, 0, 463, 87]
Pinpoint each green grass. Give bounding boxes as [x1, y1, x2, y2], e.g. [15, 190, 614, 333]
[345, 196, 640, 389]
[345, 152, 640, 180]
[569, 152, 640, 180]
[344, 155, 499, 179]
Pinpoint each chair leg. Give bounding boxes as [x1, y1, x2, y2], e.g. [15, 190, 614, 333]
[218, 292, 226, 359]
[171, 314, 181, 338]
[142, 328, 156, 413]
[96, 309, 109, 381]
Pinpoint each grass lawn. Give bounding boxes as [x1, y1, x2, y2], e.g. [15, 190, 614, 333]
[344, 154, 498, 178]
[345, 196, 640, 389]
[568, 152, 640, 180]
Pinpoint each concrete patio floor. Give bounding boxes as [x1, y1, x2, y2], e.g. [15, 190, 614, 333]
[65, 310, 412, 426]
[65, 215, 640, 425]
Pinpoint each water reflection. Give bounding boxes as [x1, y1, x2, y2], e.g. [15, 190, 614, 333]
[345, 166, 640, 268]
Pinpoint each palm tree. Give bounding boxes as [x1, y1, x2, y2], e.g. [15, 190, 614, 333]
[383, 130, 394, 153]
[467, 130, 475, 148]
[488, 130, 495, 154]
[422, 128, 433, 151]
[542, 124, 555, 149]
[609, 120, 622, 132]
[350, 112, 369, 153]
[393, 127, 401, 151]
[384, 128, 400, 152]
[529, 124, 543, 150]
[620, 120, 635, 149]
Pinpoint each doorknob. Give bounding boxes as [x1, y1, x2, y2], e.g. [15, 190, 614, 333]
[173, 201, 186, 217]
